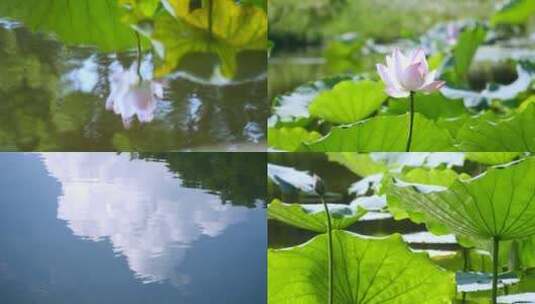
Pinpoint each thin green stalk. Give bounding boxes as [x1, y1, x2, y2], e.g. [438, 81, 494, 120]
[462, 247, 470, 271]
[492, 236, 500, 304]
[208, 0, 213, 39]
[320, 195, 333, 304]
[461, 247, 470, 304]
[405, 91, 415, 152]
[135, 31, 143, 82]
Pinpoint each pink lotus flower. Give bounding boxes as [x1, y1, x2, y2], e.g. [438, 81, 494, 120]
[376, 48, 445, 98]
[106, 63, 164, 129]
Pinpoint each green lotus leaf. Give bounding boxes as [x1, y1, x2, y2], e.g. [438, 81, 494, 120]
[453, 25, 486, 83]
[328, 153, 465, 177]
[267, 199, 367, 233]
[386, 157, 535, 241]
[239, 0, 267, 11]
[326, 153, 388, 177]
[401, 167, 462, 187]
[150, 12, 238, 77]
[491, 0, 535, 26]
[268, 230, 455, 303]
[444, 24, 486, 85]
[271, 76, 354, 125]
[304, 113, 455, 152]
[268, 127, 321, 152]
[309, 80, 387, 124]
[163, 0, 267, 49]
[119, 0, 161, 24]
[148, 0, 266, 77]
[456, 103, 535, 151]
[465, 152, 521, 165]
[502, 237, 535, 271]
[323, 36, 366, 74]
[0, 0, 140, 52]
[384, 92, 468, 120]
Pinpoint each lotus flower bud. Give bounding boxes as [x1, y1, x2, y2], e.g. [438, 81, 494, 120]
[313, 174, 326, 197]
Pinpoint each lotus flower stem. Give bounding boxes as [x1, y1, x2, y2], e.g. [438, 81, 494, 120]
[320, 194, 334, 304]
[492, 236, 500, 304]
[135, 32, 143, 81]
[208, 0, 214, 38]
[405, 91, 415, 152]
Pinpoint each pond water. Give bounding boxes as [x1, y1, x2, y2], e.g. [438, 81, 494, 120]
[268, 39, 535, 102]
[0, 153, 266, 303]
[267, 153, 535, 303]
[0, 15, 267, 152]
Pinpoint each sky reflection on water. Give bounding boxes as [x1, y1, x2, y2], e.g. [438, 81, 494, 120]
[0, 153, 266, 304]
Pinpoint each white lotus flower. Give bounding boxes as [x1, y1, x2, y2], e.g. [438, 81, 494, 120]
[106, 63, 164, 128]
[376, 48, 445, 98]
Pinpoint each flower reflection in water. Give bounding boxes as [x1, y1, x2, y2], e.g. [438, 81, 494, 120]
[106, 62, 165, 128]
[40, 153, 251, 286]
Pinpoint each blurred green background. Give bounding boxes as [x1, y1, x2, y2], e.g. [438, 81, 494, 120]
[269, 0, 495, 44]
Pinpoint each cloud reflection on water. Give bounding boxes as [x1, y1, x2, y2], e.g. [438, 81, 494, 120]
[39, 153, 251, 285]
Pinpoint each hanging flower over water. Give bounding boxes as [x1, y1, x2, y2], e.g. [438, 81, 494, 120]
[376, 48, 445, 98]
[106, 63, 165, 129]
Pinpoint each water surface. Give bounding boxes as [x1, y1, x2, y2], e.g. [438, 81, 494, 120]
[0, 19, 267, 151]
[0, 153, 266, 303]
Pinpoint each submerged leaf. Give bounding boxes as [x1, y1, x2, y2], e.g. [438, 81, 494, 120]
[268, 230, 455, 303]
[304, 113, 455, 152]
[386, 157, 535, 241]
[267, 199, 367, 233]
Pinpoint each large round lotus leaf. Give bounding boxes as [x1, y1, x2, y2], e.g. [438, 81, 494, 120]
[268, 230, 455, 304]
[268, 127, 321, 152]
[387, 157, 535, 241]
[0, 0, 140, 52]
[308, 80, 387, 124]
[268, 199, 367, 233]
[162, 0, 267, 49]
[304, 113, 455, 152]
[457, 103, 535, 151]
